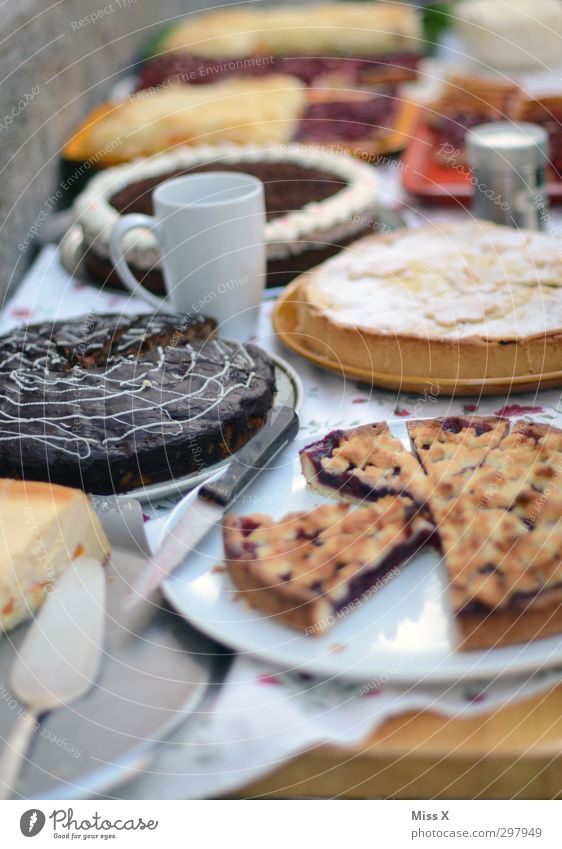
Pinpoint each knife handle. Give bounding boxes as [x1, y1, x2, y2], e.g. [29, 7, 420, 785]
[0, 708, 38, 799]
[199, 405, 299, 507]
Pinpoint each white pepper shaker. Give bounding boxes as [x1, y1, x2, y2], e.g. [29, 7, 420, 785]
[466, 121, 549, 230]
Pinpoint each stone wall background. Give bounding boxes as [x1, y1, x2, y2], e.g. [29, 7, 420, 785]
[0, 0, 226, 303]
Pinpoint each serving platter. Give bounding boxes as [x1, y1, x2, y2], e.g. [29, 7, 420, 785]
[160, 424, 562, 686]
[401, 119, 562, 204]
[117, 352, 303, 503]
[272, 279, 562, 396]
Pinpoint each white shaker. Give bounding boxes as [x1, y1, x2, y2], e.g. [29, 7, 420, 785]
[466, 122, 549, 230]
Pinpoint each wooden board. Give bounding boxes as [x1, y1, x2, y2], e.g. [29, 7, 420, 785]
[235, 684, 562, 799]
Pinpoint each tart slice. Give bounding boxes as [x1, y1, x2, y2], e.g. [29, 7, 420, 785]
[439, 421, 562, 514]
[435, 492, 562, 650]
[300, 423, 429, 505]
[223, 496, 434, 635]
[429, 421, 562, 649]
[407, 416, 509, 490]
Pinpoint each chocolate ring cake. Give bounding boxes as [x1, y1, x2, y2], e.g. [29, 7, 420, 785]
[0, 314, 276, 494]
[71, 143, 380, 290]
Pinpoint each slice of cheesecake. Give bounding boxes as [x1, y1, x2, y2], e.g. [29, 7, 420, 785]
[0, 479, 110, 632]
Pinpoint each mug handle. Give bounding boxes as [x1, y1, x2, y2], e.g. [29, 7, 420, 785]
[109, 214, 168, 311]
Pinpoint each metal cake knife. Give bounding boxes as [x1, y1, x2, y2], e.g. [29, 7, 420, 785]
[0, 557, 105, 799]
[127, 404, 299, 608]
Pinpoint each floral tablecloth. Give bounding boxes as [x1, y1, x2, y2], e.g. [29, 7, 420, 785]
[3, 230, 562, 798]
[4, 245, 562, 517]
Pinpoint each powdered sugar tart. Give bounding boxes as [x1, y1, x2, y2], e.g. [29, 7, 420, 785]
[293, 222, 562, 382]
[0, 314, 276, 495]
[273, 415, 562, 650]
[72, 143, 378, 290]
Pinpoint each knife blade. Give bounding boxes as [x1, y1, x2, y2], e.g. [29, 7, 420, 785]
[127, 404, 299, 607]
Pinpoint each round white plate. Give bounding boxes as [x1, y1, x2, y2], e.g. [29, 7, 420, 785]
[118, 352, 303, 504]
[160, 424, 562, 685]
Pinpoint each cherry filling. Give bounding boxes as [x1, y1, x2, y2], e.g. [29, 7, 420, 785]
[330, 528, 434, 613]
[440, 417, 493, 437]
[303, 430, 345, 462]
[438, 416, 493, 438]
[238, 517, 261, 537]
[296, 95, 398, 143]
[472, 422, 494, 436]
[311, 454, 411, 502]
[137, 53, 420, 90]
[519, 427, 544, 443]
[294, 528, 433, 601]
[440, 418, 464, 434]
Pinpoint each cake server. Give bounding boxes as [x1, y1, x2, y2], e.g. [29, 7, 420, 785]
[127, 404, 299, 608]
[0, 557, 105, 799]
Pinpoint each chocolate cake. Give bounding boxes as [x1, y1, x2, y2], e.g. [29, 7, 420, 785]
[109, 161, 347, 221]
[0, 314, 276, 494]
[92, 159, 350, 291]
[73, 144, 380, 292]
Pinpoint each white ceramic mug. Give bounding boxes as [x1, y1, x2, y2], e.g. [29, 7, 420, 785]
[109, 172, 266, 340]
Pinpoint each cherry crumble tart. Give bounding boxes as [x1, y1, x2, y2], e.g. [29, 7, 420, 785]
[299, 422, 429, 505]
[224, 417, 562, 649]
[223, 497, 433, 635]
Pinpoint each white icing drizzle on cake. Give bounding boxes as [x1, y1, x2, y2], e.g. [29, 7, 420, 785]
[74, 143, 379, 266]
[0, 321, 262, 462]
